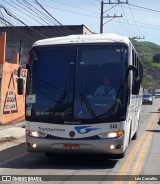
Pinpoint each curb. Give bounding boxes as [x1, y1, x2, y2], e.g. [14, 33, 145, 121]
[0, 121, 26, 145]
[0, 136, 17, 144]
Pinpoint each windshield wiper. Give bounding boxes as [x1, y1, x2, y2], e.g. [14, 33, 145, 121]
[55, 82, 68, 107]
[97, 98, 122, 119]
[79, 90, 97, 119]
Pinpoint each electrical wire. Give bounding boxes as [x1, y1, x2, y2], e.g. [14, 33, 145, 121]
[0, 15, 35, 41]
[10, 0, 47, 26]
[34, 0, 73, 35]
[128, 4, 144, 37]
[16, 0, 66, 35]
[7, 0, 74, 36]
[88, 0, 100, 11]
[1, 0, 48, 38]
[21, 0, 68, 36]
[0, 7, 8, 26]
[50, 0, 99, 13]
[128, 3, 160, 14]
[120, 5, 137, 36]
[112, 5, 132, 36]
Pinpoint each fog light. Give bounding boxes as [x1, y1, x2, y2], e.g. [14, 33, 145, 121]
[110, 145, 115, 149]
[32, 143, 37, 148]
[116, 144, 121, 149]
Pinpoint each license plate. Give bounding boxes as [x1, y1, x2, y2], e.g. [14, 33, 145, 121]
[63, 144, 80, 150]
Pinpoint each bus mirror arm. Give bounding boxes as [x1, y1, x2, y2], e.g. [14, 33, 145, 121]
[17, 64, 30, 77]
[128, 65, 138, 76]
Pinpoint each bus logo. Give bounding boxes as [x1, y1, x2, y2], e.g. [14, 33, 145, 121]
[75, 126, 100, 134]
[69, 131, 75, 137]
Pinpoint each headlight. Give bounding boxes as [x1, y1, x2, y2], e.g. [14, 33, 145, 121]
[98, 130, 124, 139]
[26, 130, 47, 138]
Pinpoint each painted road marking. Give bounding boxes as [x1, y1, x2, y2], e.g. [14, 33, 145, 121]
[128, 113, 158, 184]
[113, 112, 159, 184]
[0, 152, 28, 167]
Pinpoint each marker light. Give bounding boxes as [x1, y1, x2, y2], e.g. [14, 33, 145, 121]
[32, 144, 37, 148]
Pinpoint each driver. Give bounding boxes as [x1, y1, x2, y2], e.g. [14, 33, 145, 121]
[94, 77, 116, 97]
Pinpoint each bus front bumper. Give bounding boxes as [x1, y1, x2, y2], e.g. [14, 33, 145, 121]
[26, 136, 125, 155]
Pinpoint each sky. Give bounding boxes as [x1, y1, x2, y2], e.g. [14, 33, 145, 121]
[1, 0, 160, 45]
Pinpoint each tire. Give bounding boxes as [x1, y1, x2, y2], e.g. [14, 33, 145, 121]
[132, 131, 137, 140]
[132, 118, 139, 140]
[45, 152, 56, 159]
[114, 152, 126, 159]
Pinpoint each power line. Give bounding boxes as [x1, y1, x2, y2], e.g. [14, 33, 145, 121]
[1, 2, 48, 38]
[112, 5, 131, 36]
[128, 4, 144, 37]
[34, 0, 73, 35]
[114, 20, 160, 31]
[120, 5, 137, 36]
[128, 3, 160, 14]
[10, 0, 46, 26]
[3, 0, 74, 36]
[0, 16, 35, 41]
[88, 0, 100, 10]
[50, 6, 99, 19]
[50, 0, 99, 13]
[17, 0, 67, 35]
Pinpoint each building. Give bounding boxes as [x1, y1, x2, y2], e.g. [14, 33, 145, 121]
[0, 25, 93, 64]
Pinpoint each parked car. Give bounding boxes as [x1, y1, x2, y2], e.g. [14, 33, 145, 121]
[142, 93, 153, 105]
[155, 89, 160, 98]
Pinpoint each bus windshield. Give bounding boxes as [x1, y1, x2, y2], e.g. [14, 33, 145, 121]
[28, 44, 128, 123]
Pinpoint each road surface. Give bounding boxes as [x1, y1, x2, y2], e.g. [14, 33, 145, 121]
[0, 98, 160, 184]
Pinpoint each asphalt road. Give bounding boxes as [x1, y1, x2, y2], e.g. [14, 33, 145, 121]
[0, 98, 160, 184]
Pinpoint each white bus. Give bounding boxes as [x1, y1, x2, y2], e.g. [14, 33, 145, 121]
[17, 33, 143, 158]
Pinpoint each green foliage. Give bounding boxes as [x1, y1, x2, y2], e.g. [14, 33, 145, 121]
[142, 75, 153, 87]
[131, 39, 160, 88]
[151, 62, 160, 69]
[153, 53, 160, 63]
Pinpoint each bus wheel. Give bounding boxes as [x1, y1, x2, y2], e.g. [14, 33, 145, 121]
[45, 152, 56, 159]
[132, 131, 137, 140]
[131, 120, 138, 140]
[114, 151, 126, 159]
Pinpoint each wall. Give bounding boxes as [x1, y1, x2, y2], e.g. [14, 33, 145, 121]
[0, 25, 93, 64]
[0, 62, 26, 124]
[0, 32, 26, 124]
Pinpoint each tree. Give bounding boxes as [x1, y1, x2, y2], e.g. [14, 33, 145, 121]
[153, 53, 160, 63]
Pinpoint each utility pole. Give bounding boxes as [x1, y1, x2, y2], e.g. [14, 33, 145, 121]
[19, 40, 22, 65]
[100, 1, 104, 34]
[100, 0, 128, 33]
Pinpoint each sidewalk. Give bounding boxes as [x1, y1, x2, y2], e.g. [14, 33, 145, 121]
[0, 121, 26, 144]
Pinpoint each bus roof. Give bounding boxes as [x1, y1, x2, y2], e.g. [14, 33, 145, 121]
[32, 33, 131, 47]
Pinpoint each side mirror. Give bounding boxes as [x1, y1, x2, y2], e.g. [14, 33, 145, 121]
[128, 65, 141, 95]
[132, 77, 141, 95]
[17, 64, 31, 95]
[17, 78, 24, 95]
